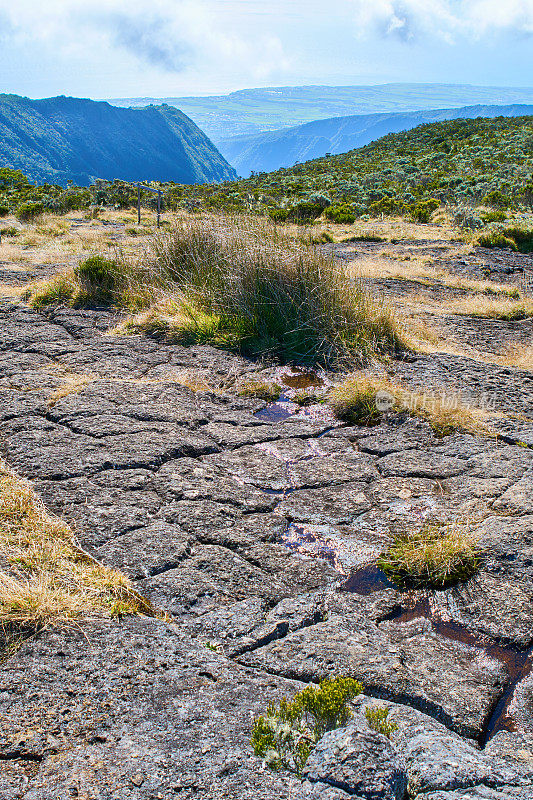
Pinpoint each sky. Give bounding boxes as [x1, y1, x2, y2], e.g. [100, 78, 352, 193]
[0, 0, 532, 99]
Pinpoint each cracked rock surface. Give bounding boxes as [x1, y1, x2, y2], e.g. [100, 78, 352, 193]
[1, 237, 533, 799]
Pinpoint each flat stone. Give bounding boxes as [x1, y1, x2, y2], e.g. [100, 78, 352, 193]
[303, 721, 406, 799]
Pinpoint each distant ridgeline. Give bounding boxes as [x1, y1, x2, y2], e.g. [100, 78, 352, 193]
[0, 94, 236, 187]
[217, 104, 533, 177]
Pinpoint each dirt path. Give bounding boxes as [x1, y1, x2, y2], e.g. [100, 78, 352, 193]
[1, 236, 533, 799]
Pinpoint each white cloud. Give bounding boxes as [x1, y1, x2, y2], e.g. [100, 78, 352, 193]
[350, 0, 533, 41]
[0, 0, 291, 80]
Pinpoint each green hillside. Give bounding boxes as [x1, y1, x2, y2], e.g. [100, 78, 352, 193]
[177, 115, 533, 219]
[0, 94, 236, 187]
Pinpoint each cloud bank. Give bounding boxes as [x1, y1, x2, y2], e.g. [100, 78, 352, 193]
[351, 0, 533, 42]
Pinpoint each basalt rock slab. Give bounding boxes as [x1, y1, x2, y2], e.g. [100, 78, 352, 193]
[238, 614, 507, 739]
[302, 721, 406, 799]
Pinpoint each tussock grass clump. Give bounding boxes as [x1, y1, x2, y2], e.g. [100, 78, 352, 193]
[477, 226, 533, 253]
[251, 677, 363, 776]
[329, 373, 493, 437]
[377, 521, 482, 589]
[0, 459, 150, 630]
[27, 215, 405, 367]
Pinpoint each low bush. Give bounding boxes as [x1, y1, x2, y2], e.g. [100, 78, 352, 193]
[0, 204, 9, 217]
[365, 706, 398, 738]
[377, 520, 482, 589]
[478, 226, 533, 253]
[325, 204, 356, 224]
[409, 198, 440, 223]
[251, 677, 363, 776]
[0, 226, 19, 237]
[16, 201, 44, 222]
[482, 190, 512, 209]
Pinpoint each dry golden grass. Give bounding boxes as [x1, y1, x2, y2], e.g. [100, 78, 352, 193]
[329, 372, 494, 437]
[0, 459, 151, 630]
[446, 295, 533, 320]
[349, 251, 520, 299]
[0, 283, 24, 299]
[46, 373, 95, 407]
[377, 519, 482, 589]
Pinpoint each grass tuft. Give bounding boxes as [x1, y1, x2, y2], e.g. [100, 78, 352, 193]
[0, 459, 151, 630]
[377, 520, 482, 589]
[329, 373, 494, 437]
[26, 214, 405, 368]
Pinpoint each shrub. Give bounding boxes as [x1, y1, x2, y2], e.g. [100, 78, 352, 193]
[477, 226, 533, 253]
[377, 520, 482, 589]
[481, 210, 506, 223]
[0, 204, 9, 217]
[325, 204, 356, 224]
[0, 226, 19, 237]
[251, 677, 363, 776]
[269, 208, 289, 223]
[287, 201, 325, 224]
[365, 707, 398, 739]
[409, 198, 440, 223]
[482, 190, 512, 209]
[16, 201, 44, 222]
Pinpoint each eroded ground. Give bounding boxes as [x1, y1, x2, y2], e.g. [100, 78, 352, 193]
[1, 214, 533, 799]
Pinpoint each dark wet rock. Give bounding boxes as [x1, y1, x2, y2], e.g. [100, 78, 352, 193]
[303, 721, 406, 799]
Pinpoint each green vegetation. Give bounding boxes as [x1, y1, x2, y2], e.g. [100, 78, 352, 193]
[28, 216, 404, 367]
[377, 521, 482, 589]
[365, 707, 398, 739]
[251, 677, 363, 776]
[329, 376, 386, 426]
[15, 201, 44, 222]
[238, 381, 282, 401]
[477, 225, 533, 253]
[171, 115, 533, 222]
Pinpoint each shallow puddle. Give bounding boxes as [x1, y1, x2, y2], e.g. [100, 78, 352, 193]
[342, 564, 394, 594]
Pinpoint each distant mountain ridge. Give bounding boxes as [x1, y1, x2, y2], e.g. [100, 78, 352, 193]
[109, 83, 533, 141]
[0, 95, 236, 187]
[217, 103, 533, 176]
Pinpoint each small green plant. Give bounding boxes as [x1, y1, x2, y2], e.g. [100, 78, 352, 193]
[0, 204, 9, 217]
[292, 390, 322, 406]
[0, 226, 19, 237]
[481, 210, 507, 224]
[205, 641, 218, 651]
[238, 381, 282, 402]
[15, 201, 44, 222]
[251, 676, 363, 776]
[377, 520, 482, 589]
[365, 706, 398, 739]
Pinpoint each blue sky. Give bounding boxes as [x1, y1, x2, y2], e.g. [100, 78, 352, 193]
[0, 0, 532, 99]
